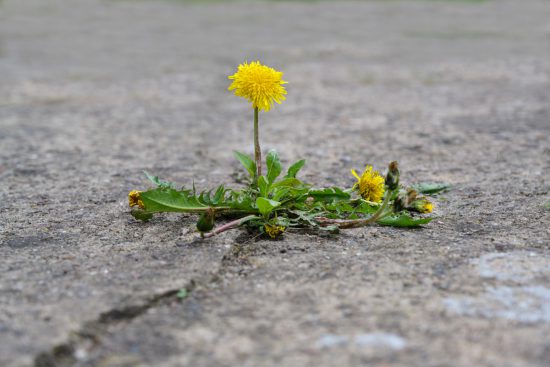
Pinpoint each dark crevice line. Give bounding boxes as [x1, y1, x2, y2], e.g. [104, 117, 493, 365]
[33, 282, 196, 367]
[32, 239, 256, 367]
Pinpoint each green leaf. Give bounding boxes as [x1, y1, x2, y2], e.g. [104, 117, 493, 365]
[199, 190, 211, 205]
[137, 187, 257, 214]
[234, 151, 257, 179]
[271, 187, 290, 202]
[130, 209, 154, 222]
[274, 216, 291, 227]
[256, 197, 281, 216]
[285, 159, 306, 178]
[288, 210, 319, 227]
[258, 176, 269, 198]
[377, 214, 432, 228]
[271, 178, 303, 189]
[141, 188, 210, 212]
[543, 201, 550, 211]
[143, 171, 175, 188]
[411, 183, 451, 195]
[227, 189, 256, 212]
[213, 185, 225, 204]
[308, 187, 351, 202]
[273, 185, 310, 203]
[354, 200, 379, 214]
[266, 150, 282, 184]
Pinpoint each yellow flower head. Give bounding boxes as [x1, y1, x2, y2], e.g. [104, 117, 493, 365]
[412, 198, 433, 213]
[228, 61, 287, 111]
[128, 190, 144, 209]
[423, 202, 434, 213]
[264, 223, 286, 238]
[351, 165, 385, 203]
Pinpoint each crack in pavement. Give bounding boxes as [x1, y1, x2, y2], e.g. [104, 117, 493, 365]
[33, 285, 192, 367]
[32, 237, 256, 367]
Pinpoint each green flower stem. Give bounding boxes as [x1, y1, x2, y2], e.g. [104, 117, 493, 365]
[316, 188, 396, 229]
[254, 107, 262, 178]
[202, 215, 258, 238]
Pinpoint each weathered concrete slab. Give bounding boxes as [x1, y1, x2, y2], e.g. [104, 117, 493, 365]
[1, 0, 549, 366]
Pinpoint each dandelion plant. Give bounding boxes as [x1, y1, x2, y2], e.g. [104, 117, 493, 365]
[128, 61, 449, 239]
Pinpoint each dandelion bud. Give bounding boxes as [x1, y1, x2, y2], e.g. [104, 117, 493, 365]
[196, 209, 215, 233]
[386, 161, 400, 190]
[410, 198, 434, 213]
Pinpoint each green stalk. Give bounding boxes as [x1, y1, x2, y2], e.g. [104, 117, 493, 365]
[254, 107, 262, 178]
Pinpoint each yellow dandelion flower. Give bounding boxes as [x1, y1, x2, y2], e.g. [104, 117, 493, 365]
[228, 61, 287, 111]
[128, 190, 144, 209]
[264, 224, 286, 238]
[411, 198, 433, 213]
[351, 166, 385, 203]
[424, 202, 434, 213]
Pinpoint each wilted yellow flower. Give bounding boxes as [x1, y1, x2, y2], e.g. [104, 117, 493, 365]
[228, 61, 287, 111]
[351, 166, 385, 203]
[264, 223, 286, 238]
[411, 198, 433, 213]
[128, 190, 144, 209]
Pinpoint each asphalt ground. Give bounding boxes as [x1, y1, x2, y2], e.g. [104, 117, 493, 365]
[1, 0, 549, 366]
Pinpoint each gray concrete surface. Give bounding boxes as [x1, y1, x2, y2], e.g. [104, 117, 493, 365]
[1, 0, 549, 366]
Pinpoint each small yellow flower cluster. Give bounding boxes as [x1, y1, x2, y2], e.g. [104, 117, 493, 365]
[351, 166, 385, 203]
[228, 61, 287, 111]
[412, 198, 433, 213]
[264, 223, 286, 238]
[128, 190, 144, 209]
